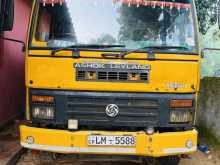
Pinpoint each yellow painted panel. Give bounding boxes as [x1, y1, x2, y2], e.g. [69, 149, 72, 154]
[150, 130, 198, 157]
[26, 56, 199, 93]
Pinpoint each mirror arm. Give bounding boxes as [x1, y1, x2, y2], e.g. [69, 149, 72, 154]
[201, 48, 220, 58]
[0, 35, 26, 52]
[202, 48, 220, 51]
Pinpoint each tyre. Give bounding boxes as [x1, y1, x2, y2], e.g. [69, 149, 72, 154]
[158, 156, 181, 165]
[143, 157, 158, 165]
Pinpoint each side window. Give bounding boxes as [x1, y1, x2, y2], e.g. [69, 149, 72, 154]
[0, 0, 2, 16]
[34, 3, 76, 47]
[35, 7, 51, 42]
[0, 0, 3, 31]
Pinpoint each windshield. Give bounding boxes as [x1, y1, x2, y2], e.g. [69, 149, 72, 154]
[33, 0, 197, 53]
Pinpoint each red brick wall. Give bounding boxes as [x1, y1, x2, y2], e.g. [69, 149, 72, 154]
[0, 0, 32, 127]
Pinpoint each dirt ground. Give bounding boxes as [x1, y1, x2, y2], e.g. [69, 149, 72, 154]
[180, 149, 220, 165]
[0, 122, 22, 165]
[16, 149, 220, 165]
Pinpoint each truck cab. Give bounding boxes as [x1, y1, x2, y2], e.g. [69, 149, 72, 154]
[20, 0, 199, 163]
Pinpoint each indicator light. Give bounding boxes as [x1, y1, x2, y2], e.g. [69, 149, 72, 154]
[32, 95, 54, 103]
[170, 99, 193, 108]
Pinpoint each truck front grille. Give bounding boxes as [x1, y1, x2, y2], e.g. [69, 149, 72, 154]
[66, 94, 159, 128]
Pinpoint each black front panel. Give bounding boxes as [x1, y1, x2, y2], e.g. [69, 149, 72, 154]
[30, 89, 195, 130]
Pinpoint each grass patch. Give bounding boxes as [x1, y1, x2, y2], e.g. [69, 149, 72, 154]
[198, 124, 220, 148]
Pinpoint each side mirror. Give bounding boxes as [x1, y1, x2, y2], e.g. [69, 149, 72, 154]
[0, 0, 14, 31]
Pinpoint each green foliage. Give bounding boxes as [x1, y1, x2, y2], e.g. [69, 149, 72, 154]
[118, 5, 162, 42]
[195, 0, 218, 35]
[201, 25, 220, 77]
[117, 4, 192, 48]
[198, 123, 220, 147]
[89, 34, 116, 45]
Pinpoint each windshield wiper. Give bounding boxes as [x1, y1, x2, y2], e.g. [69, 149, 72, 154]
[118, 45, 189, 58]
[102, 45, 189, 59]
[142, 45, 189, 50]
[51, 44, 126, 56]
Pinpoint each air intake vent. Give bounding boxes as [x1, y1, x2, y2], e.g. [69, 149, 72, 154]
[76, 70, 149, 82]
[119, 72, 128, 80]
[77, 71, 86, 80]
[140, 73, 148, 80]
[98, 72, 107, 80]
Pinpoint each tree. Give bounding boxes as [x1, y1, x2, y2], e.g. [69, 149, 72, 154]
[118, 1, 219, 36]
[118, 5, 163, 42]
[195, 0, 218, 35]
[117, 3, 189, 46]
[89, 34, 116, 45]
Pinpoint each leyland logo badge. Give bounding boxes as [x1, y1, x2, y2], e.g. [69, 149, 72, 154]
[105, 104, 119, 117]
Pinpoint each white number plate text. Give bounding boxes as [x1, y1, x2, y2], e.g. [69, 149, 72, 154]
[88, 135, 136, 146]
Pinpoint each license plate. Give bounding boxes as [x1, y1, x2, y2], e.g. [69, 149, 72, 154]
[88, 135, 136, 146]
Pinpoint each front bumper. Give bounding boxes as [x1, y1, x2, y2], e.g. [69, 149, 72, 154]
[20, 125, 197, 157]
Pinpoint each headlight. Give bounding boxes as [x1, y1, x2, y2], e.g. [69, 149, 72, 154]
[32, 106, 55, 120]
[170, 111, 193, 123]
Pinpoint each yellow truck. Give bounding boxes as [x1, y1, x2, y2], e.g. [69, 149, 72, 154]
[20, 0, 201, 164]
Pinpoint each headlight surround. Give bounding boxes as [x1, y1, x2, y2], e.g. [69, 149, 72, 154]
[32, 106, 55, 120]
[170, 111, 193, 123]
